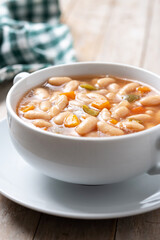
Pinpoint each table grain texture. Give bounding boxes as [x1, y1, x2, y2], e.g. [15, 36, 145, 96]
[1, 0, 160, 239]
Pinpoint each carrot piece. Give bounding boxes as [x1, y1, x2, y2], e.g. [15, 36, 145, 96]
[91, 100, 111, 110]
[137, 86, 151, 93]
[64, 114, 80, 128]
[108, 119, 118, 125]
[131, 106, 145, 114]
[21, 105, 35, 112]
[60, 91, 75, 99]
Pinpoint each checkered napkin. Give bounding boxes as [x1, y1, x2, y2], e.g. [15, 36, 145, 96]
[0, 0, 76, 83]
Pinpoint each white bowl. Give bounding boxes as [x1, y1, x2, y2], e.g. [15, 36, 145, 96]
[6, 62, 160, 185]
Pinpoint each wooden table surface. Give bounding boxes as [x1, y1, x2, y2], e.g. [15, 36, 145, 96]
[1, 0, 160, 239]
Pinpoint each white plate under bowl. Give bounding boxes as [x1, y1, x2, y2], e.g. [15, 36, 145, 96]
[1, 119, 160, 219]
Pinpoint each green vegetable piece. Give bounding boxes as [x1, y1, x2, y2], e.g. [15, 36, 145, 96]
[80, 84, 97, 91]
[83, 105, 99, 116]
[123, 94, 140, 102]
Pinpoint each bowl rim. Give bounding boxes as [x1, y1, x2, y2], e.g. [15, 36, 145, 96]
[6, 61, 160, 142]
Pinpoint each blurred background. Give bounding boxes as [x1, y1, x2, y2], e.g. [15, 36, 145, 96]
[60, 0, 160, 73]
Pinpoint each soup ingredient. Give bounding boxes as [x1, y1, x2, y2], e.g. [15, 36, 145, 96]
[60, 91, 75, 99]
[127, 114, 151, 122]
[21, 105, 35, 112]
[97, 121, 124, 136]
[128, 118, 142, 124]
[131, 106, 145, 114]
[77, 93, 92, 104]
[123, 94, 140, 103]
[33, 119, 52, 128]
[24, 110, 52, 120]
[40, 101, 52, 111]
[80, 84, 97, 91]
[108, 119, 118, 125]
[50, 95, 68, 117]
[53, 112, 70, 125]
[119, 82, 139, 95]
[34, 88, 49, 99]
[64, 113, 80, 128]
[91, 100, 111, 110]
[97, 77, 115, 88]
[121, 121, 144, 131]
[83, 105, 99, 117]
[48, 77, 71, 86]
[64, 80, 79, 92]
[137, 86, 151, 93]
[100, 108, 111, 121]
[76, 116, 98, 136]
[140, 96, 160, 106]
[112, 106, 129, 119]
[108, 83, 119, 92]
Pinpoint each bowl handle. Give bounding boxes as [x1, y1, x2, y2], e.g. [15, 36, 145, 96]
[13, 72, 30, 85]
[148, 164, 160, 175]
[147, 139, 160, 175]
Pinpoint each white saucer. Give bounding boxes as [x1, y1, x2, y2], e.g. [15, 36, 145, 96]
[1, 119, 160, 219]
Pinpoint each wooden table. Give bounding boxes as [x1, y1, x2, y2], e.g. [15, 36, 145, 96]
[1, 0, 160, 239]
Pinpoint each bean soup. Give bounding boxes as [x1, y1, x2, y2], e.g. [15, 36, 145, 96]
[17, 75, 160, 137]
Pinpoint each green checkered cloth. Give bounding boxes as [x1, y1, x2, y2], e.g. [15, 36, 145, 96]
[0, 0, 76, 83]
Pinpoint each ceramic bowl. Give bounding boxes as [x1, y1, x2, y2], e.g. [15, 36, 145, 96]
[6, 62, 160, 185]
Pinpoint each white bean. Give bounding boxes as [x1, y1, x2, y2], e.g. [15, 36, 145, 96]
[50, 106, 60, 117]
[118, 82, 139, 95]
[140, 96, 160, 106]
[97, 121, 124, 136]
[85, 131, 98, 137]
[24, 111, 52, 120]
[76, 93, 92, 104]
[53, 112, 70, 125]
[34, 88, 49, 99]
[33, 119, 52, 128]
[106, 92, 116, 101]
[50, 91, 62, 101]
[76, 116, 98, 136]
[64, 80, 79, 92]
[81, 113, 91, 120]
[56, 95, 68, 109]
[48, 77, 71, 86]
[95, 89, 108, 95]
[40, 101, 52, 111]
[121, 121, 144, 131]
[118, 100, 130, 108]
[50, 95, 68, 117]
[110, 100, 129, 114]
[87, 92, 107, 101]
[100, 108, 111, 121]
[69, 100, 83, 108]
[97, 77, 115, 88]
[146, 106, 156, 111]
[108, 83, 120, 92]
[128, 114, 151, 121]
[112, 106, 129, 119]
[145, 110, 154, 115]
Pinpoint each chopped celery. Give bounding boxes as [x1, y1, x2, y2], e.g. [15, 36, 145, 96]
[123, 94, 140, 102]
[80, 84, 97, 91]
[83, 105, 99, 116]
